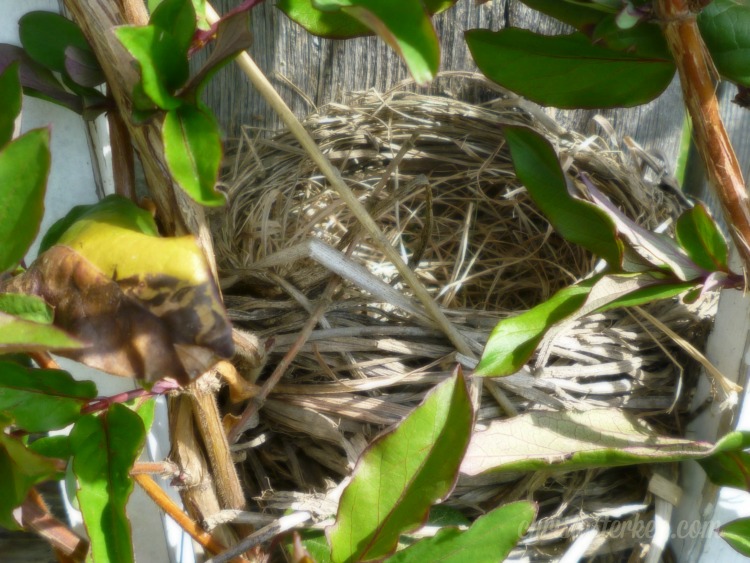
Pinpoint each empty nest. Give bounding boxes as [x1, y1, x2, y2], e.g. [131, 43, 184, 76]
[212, 77, 716, 561]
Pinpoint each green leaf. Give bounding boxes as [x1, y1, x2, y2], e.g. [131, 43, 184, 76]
[583, 178, 705, 280]
[477, 272, 694, 377]
[279, 0, 453, 39]
[476, 279, 595, 377]
[39, 194, 159, 254]
[517, 0, 609, 30]
[504, 126, 622, 266]
[19, 12, 93, 74]
[699, 0, 750, 87]
[0, 423, 62, 529]
[28, 435, 73, 461]
[0, 44, 84, 114]
[150, 0, 197, 55]
[389, 501, 536, 563]
[129, 397, 156, 433]
[0, 294, 52, 324]
[286, 530, 333, 563]
[588, 276, 694, 312]
[0, 311, 82, 354]
[590, 15, 670, 59]
[278, 0, 369, 37]
[313, 0, 440, 85]
[71, 404, 145, 563]
[0, 128, 50, 272]
[698, 431, 750, 490]
[675, 203, 729, 272]
[115, 25, 188, 110]
[466, 28, 675, 108]
[720, 517, 750, 556]
[327, 369, 474, 563]
[162, 105, 225, 206]
[425, 505, 470, 528]
[0, 361, 96, 432]
[0, 62, 21, 147]
[460, 409, 740, 476]
[184, 10, 253, 97]
[64, 45, 106, 88]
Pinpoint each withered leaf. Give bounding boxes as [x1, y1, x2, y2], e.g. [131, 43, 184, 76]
[2, 243, 232, 384]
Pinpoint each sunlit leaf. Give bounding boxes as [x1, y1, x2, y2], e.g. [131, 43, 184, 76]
[698, 432, 750, 490]
[279, 0, 454, 39]
[582, 179, 705, 280]
[476, 279, 596, 377]
[39, 194, 159, 254]
[28, 435, 73, 462]
[477, 271, 695, 378]
[389, 501, 536, 563]
[0, 62, 21, 147]
[314, 0, 440, 84]
[719, 517, 750, 556]
[699, 0, 750, 87]
[0, 44, 83, 113]
[71, 404, 145, 563]
[580, 273, 695, 314]
[150, 0, 197, 55]
[115, 25, 187, 110]
[461, 409, 742, 476]
[0, 294, 52, 324]
[466, 28, 675, 108]
[675, 203, 729, 272]
[286, 530, 333, 563]
[0, 128, 50, 272]
[185, 10, 253, 96]
[0, 413, 62, 530]
[163, 105, 225, 206]
[327, 369, 474, 563]
[4, 196, 233, 383]
[504, 126, 622, 266]
[0, 361, 95, 432]
[0, 311, 81, 354]
[19, 12, 93, 74]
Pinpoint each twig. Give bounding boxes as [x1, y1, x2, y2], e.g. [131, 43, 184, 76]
[30, 352, 62, 370]
[204, 3, 473, 358]
[130, 460, 179, 476]
[656, 0, 750, 270]
[227, 282, 337, 443]
[132, 473, 235, 558]
[21, 488, 89, 561]
[205, 512, 311, 563]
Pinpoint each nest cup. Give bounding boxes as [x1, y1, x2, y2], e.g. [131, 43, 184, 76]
[214, 77, 712, 560]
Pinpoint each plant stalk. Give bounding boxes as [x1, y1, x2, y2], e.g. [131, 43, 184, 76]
[63, 0, 249, 549]
[656, 0, 750, 270]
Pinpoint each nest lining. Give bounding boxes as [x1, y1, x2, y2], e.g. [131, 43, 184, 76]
[213, 78, 715, 561]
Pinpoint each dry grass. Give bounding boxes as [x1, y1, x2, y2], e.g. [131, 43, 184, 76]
[212, 76, 716, 561]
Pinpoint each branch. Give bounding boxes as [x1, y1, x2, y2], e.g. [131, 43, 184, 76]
[656, 0, 750, 270]
[20, 488, 89, 561]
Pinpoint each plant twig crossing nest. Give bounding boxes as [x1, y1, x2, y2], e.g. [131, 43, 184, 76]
[213, 79, 714, 560]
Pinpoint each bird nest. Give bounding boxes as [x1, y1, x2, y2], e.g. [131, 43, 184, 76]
[212, 78, 716, 561]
